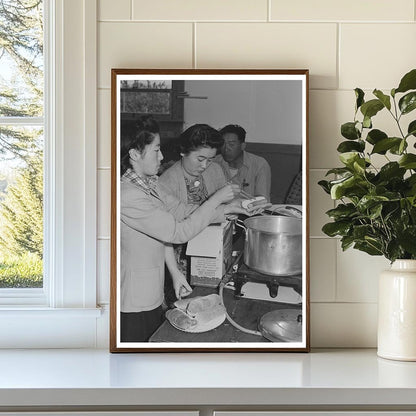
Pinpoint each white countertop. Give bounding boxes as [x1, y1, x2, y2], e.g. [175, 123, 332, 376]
[0, 348, 416, 409]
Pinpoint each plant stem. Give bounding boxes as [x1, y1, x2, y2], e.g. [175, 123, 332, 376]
[390, 96, 406, 139]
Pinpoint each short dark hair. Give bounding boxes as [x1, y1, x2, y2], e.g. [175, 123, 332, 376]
[219, 124, 246, 142]
[120, 115, 160, 175]
[178, 124, 223, 155]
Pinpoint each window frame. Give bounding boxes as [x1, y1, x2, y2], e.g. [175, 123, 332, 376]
[0, 0, 100, 348]
[0, 1, 49, 304]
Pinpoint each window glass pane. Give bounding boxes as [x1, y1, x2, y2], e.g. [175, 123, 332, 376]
[0, 0, 44, 117]
[0, 126, 43, 289]
[121, 91, 171, 114]
[0, 0, 44, 291]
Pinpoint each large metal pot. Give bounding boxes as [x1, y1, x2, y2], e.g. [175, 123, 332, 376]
[241, 215, 302, 276]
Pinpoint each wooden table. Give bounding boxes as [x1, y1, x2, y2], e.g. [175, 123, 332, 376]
[149, 285, 301, 343]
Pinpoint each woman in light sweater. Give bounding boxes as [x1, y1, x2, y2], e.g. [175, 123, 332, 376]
[159, 124, 227, 205]
[158, 124, 230, 295]
[120, 117, 255, 342]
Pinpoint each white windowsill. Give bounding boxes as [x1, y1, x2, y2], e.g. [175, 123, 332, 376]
[0, 307, 105, 348]
[0, 348, 415, 410]
[0, 307, 102, 316]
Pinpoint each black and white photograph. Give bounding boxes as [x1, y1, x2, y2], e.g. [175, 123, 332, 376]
[110, 69, 309, 352]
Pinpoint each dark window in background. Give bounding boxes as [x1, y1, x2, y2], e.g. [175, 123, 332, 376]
[120, 80, 185, 164]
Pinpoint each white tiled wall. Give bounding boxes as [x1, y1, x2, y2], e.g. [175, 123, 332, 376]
[96, 0, 416, 347]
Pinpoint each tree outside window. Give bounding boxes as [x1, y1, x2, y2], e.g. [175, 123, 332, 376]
[0, 0, 44, 288]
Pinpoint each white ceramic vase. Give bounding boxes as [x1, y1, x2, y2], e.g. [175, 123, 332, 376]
[378, 259, 416, 361]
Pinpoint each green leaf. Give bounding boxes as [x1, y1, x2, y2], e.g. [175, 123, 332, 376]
[373, 89, 391, 110]
[369, 203, 383, 220]
[330, 175, 368, 200]
[352, 224, 374, 240]
[322, 221, 351, 237]
[399, 154, 416, 169]
[389, 139, 408, 155]
[339, 152, 363, 167]
[399, 139, 407, 154]
[366, 129, 387, 145]
[363, 115, 372, 129]
[357, 195, 388, 212]
[337, 140, 365, 153]
[325, 167, 351, 176]
[355, 88, 365, 110]
[397, 227, 416, 255]
[399, 92, 416, 115]
[360, 99, 384, 119]
[354, 241, 383, 256]
[341, 235, 355, 251]
[330, 176, 355, 199]
[353, 158, 367, 174]
[386, 240, 403, 262]
[339, 152, 357, 166]
[395, 68, 416, 94]
[405, 175, 416, 197]
[378, 162, 406, 181]
[371, 137, 402, 155]
[326, 203, 357, 220]
[407, 120, 416, 137]
[407, 174, 416, 186]
[318, 180, 331, 194]
[341, 122, 361, 140]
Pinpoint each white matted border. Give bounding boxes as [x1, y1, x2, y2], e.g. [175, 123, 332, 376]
[110, 70, 309, 352]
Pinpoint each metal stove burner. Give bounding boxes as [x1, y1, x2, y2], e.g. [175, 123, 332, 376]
[232, 263, 302, 299]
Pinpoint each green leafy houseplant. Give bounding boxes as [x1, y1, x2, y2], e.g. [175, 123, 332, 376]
[319, 69, 416, 263]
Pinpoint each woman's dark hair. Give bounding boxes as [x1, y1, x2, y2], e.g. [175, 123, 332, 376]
[120, 115, 160, 175]
[219, 124, 246, 143]
[178, 124, 223, 155]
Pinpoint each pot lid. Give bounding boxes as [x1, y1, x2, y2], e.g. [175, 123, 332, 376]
[258, 309, 302, 342]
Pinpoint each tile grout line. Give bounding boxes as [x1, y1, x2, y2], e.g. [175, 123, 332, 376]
[267, 0, 271, 22]
[98, 19, 415, 24]
[333, 228, 339, 303]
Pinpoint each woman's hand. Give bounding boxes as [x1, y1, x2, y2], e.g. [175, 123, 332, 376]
[211, 184, 241, 205]
[224, 198, 272, 216]
[171, 270, 193, 300]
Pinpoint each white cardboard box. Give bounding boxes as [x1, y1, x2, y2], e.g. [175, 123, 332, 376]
[186, 221, 233, 287]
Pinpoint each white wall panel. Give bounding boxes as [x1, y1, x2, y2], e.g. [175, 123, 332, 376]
[336, 245, 389, 303]
[311, 303, 377, 347]
[98, 169, 111, 239]
[270, 0, 415, 21]
[98, 89, 111, 168]
[95, 0, 416, 347]
[310, 239, 336, 302]
[98, 22, 193, 89]
[196, 23, 337, 89]
[99, 0, 131, 20]
[340, 24, 416, 90]
[133, 0, 268, 21]
[97, 239, 110, 304]
[309, 170, 334, 237]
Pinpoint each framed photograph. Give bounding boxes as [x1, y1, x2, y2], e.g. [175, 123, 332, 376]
[110, 69, 310, 352]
